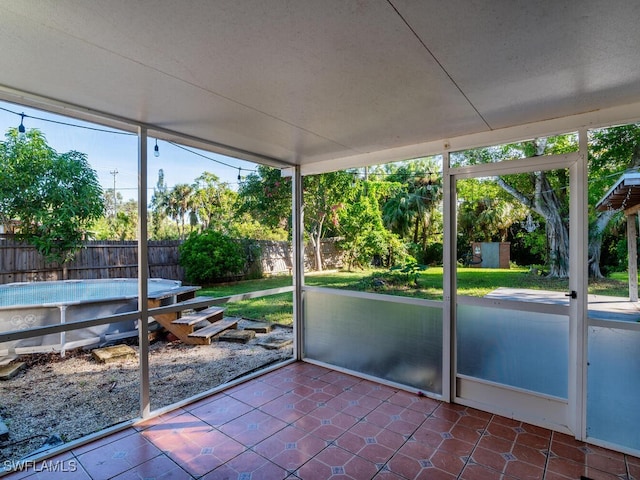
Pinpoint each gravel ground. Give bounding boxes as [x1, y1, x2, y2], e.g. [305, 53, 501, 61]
[0, 322, 293, 463]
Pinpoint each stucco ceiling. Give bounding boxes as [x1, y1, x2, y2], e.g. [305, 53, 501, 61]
[1, 1, 640, 172]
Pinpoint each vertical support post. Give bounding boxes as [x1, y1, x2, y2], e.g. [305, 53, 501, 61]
[441, 151, 454, 403]
[570, 129, 589, 439]
[59, 305, 67, 358]
[627, 212, 638, 302]
[292, 166, 304, 361]
[138, 126, 150, 418]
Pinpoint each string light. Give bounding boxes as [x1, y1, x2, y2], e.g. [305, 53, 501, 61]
[18, 113, 25, 135]
[237, 167, 242, 182]
[0, 104, 257, 180]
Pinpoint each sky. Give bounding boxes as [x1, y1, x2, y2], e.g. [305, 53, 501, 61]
[0, 100, 259, 201]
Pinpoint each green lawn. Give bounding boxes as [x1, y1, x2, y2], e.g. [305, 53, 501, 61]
[198, 267, 633, 325]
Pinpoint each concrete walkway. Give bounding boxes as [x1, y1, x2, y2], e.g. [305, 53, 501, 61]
[484, 287, 640, 322]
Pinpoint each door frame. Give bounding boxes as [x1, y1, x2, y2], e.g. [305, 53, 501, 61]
[442, 137, 588, 438]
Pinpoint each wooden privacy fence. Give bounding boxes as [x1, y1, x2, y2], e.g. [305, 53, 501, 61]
[0, 237, 344, 284]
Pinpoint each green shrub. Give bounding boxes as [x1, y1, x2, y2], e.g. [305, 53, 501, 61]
[179, 230, 246, 284]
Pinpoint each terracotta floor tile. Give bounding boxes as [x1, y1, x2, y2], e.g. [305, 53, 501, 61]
[477, 433, 517, 454]
[366, 402, 428, 433]
[432, 404, 465, 423]
[411, 425, 447, 449]
[387, 391, 439, 414]
[217, 409, 287, 447]
[510, 442, 547, 468]
[71, 428, 139, 456]
[459, 462, 505, 480]
[456, 412, 491, 431]
[201, 449, 288, 479]
[336, 421, 405, 464]
[503, 458, 544, 480]
[296, 445, 379, 479]
[349, 380, 395, 400]
[225, 382, 284, 407]
[326, 390, 384, 419]
[289, 382, 316, 398]
[319, 371, 361, 390]
[293, 406, 358, 440]
[300, 378, 332, 392]
[514, 432, 550, 450]
[110, 454, 190, 480]
[188, 394, 253, 427]
[486, 420, 519, 442]
[420, 415, 456, 434]
[259, 391, 318, 423]
[76, 434, 162, 480]
[546, 456, 623, 480]
[470, 446, 510, 473]
[437, 437, 475, 457]
[491, 416, 522, 428]
[450, 423, 484, 444]
[253, 425, 326, 471]
[372, 469, 406, 479]
[13, 362, 640, 480]
[429, 449, 467, 476]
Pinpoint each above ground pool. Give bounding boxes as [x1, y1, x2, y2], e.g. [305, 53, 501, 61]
[0, 278, 182, 356]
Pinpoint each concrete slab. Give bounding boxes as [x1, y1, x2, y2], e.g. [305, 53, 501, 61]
[219, 329, 256, 343]
[0, 355, 17, 367]
[257, 338, 293, 350]
[243, 322, 273, 334]
[485, 287, 640, 322]
[92, 345, 137, 363]
[0, 362, 26, 381]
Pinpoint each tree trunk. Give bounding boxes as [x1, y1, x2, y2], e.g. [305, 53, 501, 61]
[588, 210, 616, 279]
[545, 212, 570, 277]
[311, 215, 325, 271]
[495, 166, 570, 277]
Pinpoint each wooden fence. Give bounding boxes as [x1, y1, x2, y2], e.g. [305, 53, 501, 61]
[0, 237, 344, 284]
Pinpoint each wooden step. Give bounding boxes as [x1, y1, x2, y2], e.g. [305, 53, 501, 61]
[172, 306, 225, 326]
[188, 317, 239, 340]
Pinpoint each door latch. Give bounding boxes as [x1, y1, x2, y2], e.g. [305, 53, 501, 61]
[565, 290, 577, 299]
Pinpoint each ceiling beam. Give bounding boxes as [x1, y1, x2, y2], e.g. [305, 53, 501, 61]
[298, 101, 640, 175]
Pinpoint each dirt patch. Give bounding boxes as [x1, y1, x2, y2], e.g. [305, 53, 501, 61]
[0, 322, 293, 463]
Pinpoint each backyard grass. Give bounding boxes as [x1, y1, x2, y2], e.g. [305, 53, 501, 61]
[198, 267, 633, 325]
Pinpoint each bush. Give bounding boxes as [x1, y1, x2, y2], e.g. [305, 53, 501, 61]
[179, 230, 246, 284]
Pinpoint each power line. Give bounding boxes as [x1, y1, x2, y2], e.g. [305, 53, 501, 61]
[0, 104, 257, 175]
[167, 141, 257, 175]
[0, 105, 135, 135]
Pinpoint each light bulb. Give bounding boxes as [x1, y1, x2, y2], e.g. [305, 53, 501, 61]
[18, 113, 26, 137]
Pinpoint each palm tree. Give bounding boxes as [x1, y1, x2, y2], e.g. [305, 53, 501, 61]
[162, 183, 195, 239]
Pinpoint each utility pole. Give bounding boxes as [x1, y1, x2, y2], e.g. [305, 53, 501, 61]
[110, 169, 118, 217]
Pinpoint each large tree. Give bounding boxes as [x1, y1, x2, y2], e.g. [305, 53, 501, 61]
[0, 128, 103, 263]
[453, 136, 575, 277]
[191, 172, 237, 232]
[379, 158, 443, 261]
[238, 166, 352, 270]
[588, 124, 640, 278]
[161, 183, 195, 239]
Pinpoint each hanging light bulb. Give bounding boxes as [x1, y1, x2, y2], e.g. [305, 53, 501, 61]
[154, 139, 160, 157]
[18, 113, 26, 136]
[237, 167, 242, 182]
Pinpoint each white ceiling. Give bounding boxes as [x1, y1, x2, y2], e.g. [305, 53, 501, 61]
[1, 1, 640, 172]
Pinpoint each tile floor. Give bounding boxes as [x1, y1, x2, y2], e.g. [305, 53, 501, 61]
[4, 362, 639, 479]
